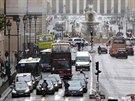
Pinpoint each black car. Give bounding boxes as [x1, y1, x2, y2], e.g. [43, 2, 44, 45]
[65, 80, 84, 96]
[72, 79, 87, 93]
[126, 46, 134, 56]
[44, 77, 59, 91]
[36, 79, 55, 95]
[116, 48, 128, 59]
[11, 81, 31, 97]
[72, 74, 88, 85]
[48, 74, 62, 88]
[98, 46, 108, 54]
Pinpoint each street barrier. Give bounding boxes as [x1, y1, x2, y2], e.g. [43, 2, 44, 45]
[0, 72, 16, 97]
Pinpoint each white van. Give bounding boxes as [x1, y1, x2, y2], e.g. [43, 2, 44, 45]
[15, 73, 34, 91]
[75, 51, 91, 71]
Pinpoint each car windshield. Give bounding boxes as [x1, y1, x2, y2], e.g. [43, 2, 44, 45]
[16, 75, 31, 82]
[48, 75, 60, 80]
[72, 74, 85, 79]
[76, 56, 89, 62]
[15, 82, 28, 88]
[68, 81, 81, 87]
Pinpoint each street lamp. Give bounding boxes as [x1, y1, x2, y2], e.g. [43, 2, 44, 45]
[23, 15, 27, 56]
[16, 17, 20, 63]
[34, 16, 37, 44]
[28, 15, 32, 45]
[6, 19, 12, 64]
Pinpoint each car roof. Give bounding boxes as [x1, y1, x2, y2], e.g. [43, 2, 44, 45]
[16, 73, 31, 76]
[76, 51, 90, 56]
[18, 57, 40, 64]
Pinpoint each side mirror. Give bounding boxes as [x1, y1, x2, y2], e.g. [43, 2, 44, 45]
[90, 60, 91, 62]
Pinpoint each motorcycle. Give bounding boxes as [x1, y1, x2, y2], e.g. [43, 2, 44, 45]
[40, 84, 47, 96]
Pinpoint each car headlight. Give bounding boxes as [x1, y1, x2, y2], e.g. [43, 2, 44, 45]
[27, 82, 32, 86]
[25, 89, 30, 93]
[12, 89, 16, 93]
[79, 88, 83, 91]
[58, 81, 62, 84]
[55, 83, 58, 87]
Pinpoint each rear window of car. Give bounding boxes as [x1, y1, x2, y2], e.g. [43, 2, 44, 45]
[74, 39, 81, 41]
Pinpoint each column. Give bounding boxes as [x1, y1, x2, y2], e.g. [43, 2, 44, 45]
[111, 0, 114, 14]
[83, 0, 86, 13]
[70, 0, 73, 14]
[63, 0, 66, 13]
[77, 0, 80, 14]
[56, 0, 59, 14]
[50, 0, 52, 14]
[118, 0, 121, 14]
[104, 0, 107, 14]
[42, 0, 47, 33]
[125, 0, 128, 11]
[97, 0, 100, 13]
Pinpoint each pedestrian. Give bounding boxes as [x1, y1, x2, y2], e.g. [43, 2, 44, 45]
[78, 43, 81, 51]
[80, 69, 85, 76]
[6, 68, 11, 79]
[1, 69, 6, 80]
[81, 41, 85, 50]
[63, 81, 70, 97]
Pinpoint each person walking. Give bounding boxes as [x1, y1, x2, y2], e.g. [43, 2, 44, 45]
[63, 81, 70, 97]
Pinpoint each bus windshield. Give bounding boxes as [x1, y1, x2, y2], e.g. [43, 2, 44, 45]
[39, 35, 53, 42]
[52, 60, 70, 70]
[52, 44, 70, 53]
[18, 63, 41, 76]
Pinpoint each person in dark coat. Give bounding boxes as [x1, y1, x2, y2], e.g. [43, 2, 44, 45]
[63, 81, 70, 96]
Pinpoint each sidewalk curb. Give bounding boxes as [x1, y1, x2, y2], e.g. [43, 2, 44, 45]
[0, 87, 11, 101]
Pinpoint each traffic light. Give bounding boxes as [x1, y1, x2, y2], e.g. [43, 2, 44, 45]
[95, 61, 102, 75]
[96, 62, 99, 70]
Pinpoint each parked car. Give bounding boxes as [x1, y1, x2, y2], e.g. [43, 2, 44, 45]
[36, 79, 55, 95]
[48, 74, 62, 88]
[65, 80, 84, 96]
[11, 81, 31, 97]
[116, 48, 128, 59]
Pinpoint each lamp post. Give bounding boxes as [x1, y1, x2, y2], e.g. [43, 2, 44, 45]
[28, 15, 32, 45]
[34, 16, 37, 44]
[6, 19, 12, 64]
[23, 15, 27, 57]
[16, 17, 20, 63]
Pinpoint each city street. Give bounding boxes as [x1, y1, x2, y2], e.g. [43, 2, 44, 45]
[3, 45, 135, 101]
